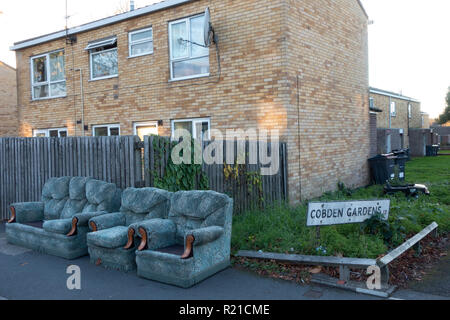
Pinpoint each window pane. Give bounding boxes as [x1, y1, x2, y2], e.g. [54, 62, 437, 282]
[49, 51, 65, 82]
[109, 127, 120, 136]
[35, 132, 47, 137]
[33, 85, 49, 98]
[174, 121, 192, 137]
[59, 130, 68, 137]
[136, 125, 158, 140]
[195, 121, 210, 140]
[191, 15, 209, 57]
[131, 41, 153, 56]
[50, 82, 66, 97]
[172, 56, 209, 79]
[131, 29, 152, 42]
[92, 49, 118, 79]
[171, 21, 188, 59]
[33, 56, 47, 83]
[49, 130, 59, 137]
[94, 127, 108, 136]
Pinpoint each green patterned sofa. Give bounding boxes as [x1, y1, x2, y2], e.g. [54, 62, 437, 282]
[134, 190, 233, 288]
[86, 187, 172, 272]
[5, 176, 121, 259]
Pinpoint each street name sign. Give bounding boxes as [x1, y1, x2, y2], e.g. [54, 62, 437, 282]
[307, 200, 390, 227]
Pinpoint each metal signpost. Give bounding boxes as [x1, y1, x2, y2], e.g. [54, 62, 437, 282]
[307, 199, 390, 227]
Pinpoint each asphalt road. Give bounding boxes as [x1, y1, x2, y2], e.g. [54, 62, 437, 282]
[0, 223, 447, 300]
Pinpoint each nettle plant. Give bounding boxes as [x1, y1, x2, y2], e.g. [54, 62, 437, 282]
[150, 136, 209, 192]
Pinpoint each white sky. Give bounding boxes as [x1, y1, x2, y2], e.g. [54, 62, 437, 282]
[0, 0, 449, 118]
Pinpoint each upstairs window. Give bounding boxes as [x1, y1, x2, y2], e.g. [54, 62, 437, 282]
[390, 101, 396, 117]
[408, 104, 412, 119]
[169, 14, 210, 80]
[86, 37, 118, 80]
[31, 50, 66, 100]
[129, 27, 153, 58]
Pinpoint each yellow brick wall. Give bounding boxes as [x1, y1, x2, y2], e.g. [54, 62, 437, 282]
[0, 62, 18, 137]
[370, 92, 422, 147]
[285, 0, 370, 200]
[15, 0, 369, 203]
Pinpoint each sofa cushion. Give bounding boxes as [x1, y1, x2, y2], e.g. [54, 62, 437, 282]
[87, 226, 129, 249]
[86, 180, 115, 205]
[42, 177, 71, 201]
[169, 191, 229, 220]
[44, 198, 68, 220]
[121, 188, 171, 215]
[61, 199, 88, 219]
[69, 177, 92, 200]
[43, 219, 73, 235]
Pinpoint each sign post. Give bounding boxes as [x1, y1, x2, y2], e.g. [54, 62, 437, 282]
[307, 200, 390, 227]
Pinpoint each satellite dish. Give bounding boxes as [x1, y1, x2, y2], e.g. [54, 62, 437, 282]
[203, 7, 212, 47]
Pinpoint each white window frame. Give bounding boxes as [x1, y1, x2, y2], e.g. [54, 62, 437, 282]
[390, 101, 397, 117]
[133, 121, 159, 135]
[30, 50, 66, 100]
[128, 27, 154, 58]
[171, 118, 210, 140]
[168, 14, 210, 81]
[89, 42, 118, 81]
[33, 128, 68, 137]
[408, 103, 412, 119]
[92, 124, 121, 137]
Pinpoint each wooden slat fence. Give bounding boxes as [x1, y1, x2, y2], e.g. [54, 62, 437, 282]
[0, 135, 287, 219]
[0, 136, 141, 220]
[142, 136, 288, 213]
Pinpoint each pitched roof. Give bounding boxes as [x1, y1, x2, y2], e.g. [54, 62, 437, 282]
[369, 87, 420, 103]
[11, 0, 368, 51]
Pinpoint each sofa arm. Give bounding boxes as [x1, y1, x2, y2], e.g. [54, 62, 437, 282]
[89, 212, 125, 231]
[66, 211, 108, 237]
[135, 219, 177, 251]
[8, 202, 45, 224]
[181, 226, 224, 259]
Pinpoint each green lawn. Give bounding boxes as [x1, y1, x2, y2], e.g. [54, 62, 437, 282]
[231, 156, 450, 259]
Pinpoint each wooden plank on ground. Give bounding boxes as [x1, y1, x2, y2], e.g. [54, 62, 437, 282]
[237, 250, 376, 268]
[377, 222, 438, 267]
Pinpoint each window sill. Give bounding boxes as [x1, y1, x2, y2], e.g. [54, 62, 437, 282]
[169, 73, 210, 83]
[31, 95, 67, 102]
[128, 52, 153, 59]
[89, 75, 119, 82]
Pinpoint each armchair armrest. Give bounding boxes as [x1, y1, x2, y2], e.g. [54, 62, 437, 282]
[135, 219, 177, 251]
[89, 212, 126, 232]
[181, 226, 224, 259]
[66, 211, 108, 237]
[8, 202, 45, 224]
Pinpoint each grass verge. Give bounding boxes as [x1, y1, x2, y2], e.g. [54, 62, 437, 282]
[231, 156, 449, 259]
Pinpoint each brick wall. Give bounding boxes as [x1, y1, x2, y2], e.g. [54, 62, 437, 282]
[14, 0, 369, 203]
[0, 62, 18, 137]
[285, 0, 370, 200]
[370, 92, 421, 148]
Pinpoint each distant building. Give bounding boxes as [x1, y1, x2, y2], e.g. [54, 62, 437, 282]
[370, 87, 422, 151]
[0, 61, 18, 137]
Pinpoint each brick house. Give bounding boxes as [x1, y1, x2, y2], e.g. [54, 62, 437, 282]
[0, 61, 18, 137]
[11, 0, 370, 203]
[369, 87, 422, 152]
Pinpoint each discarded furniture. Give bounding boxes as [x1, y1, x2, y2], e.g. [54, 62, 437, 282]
[135, 190, 233, 288]
[384, 182, 430, 197]
[86, 187, 172, 271]
[5, 177, 121, 259]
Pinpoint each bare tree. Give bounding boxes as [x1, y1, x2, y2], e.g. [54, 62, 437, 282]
[115, 0, 130, 14]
